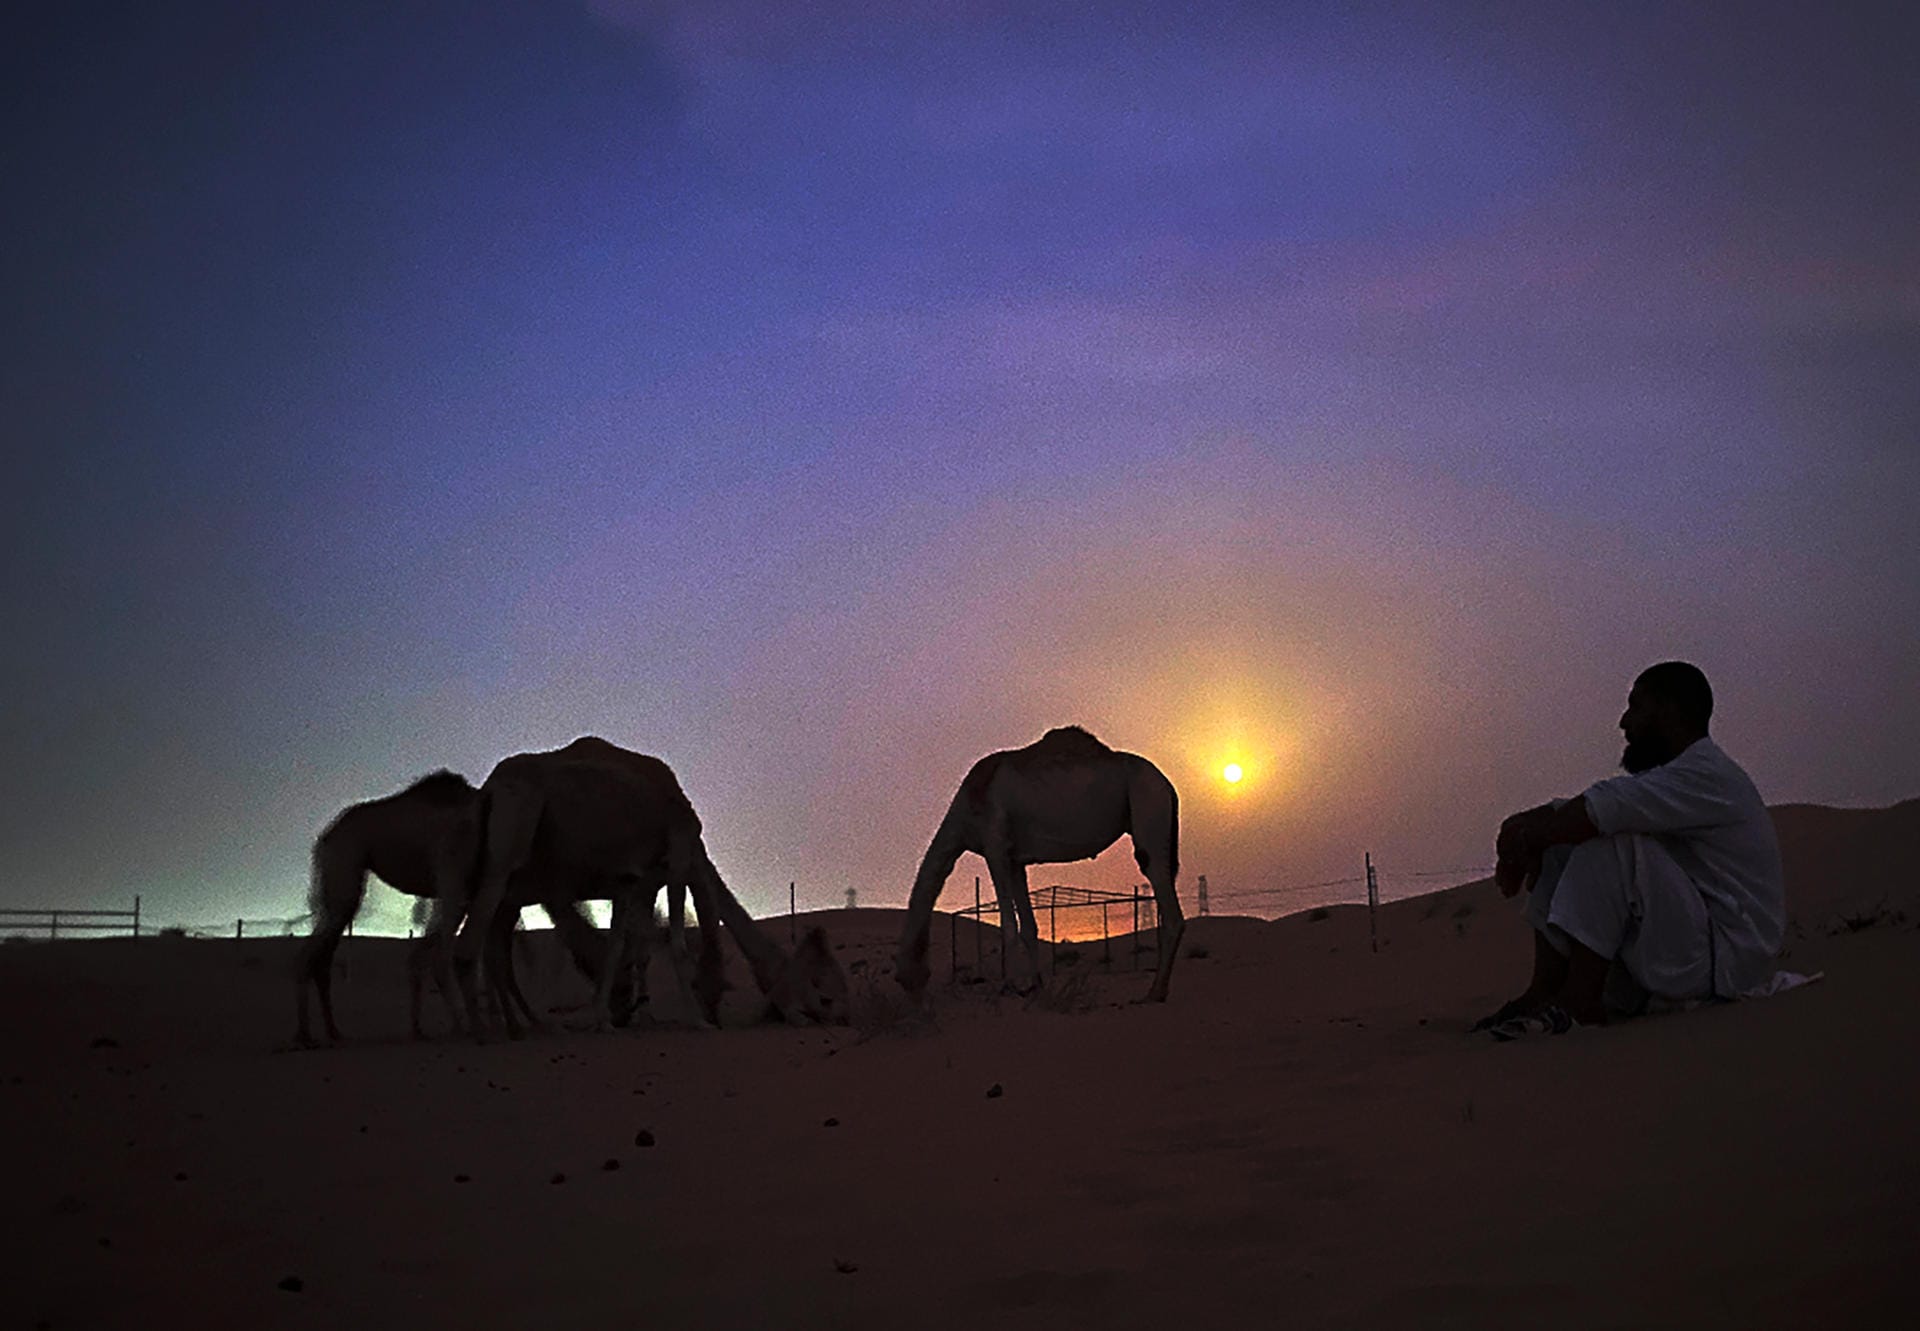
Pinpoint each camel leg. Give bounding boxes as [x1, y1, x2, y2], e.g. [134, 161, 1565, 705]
[660, 879, 712, 1028]
[608, 882, 661, 1028]
[985, 849, 1042, 994]
[410, 899, 467, 1039]
[485, 908, 534, 1039]
[296, 924, 346, 1046]
[896, 817, 969, 997]
[407, 934, 433, 1040]
[686, 854, 728, 1026]
[1141, 864, 1186, 1004]
[994, 889, 1019, 988]
[451, 876, 507, 1041]
[452, 788, 541, 1041]
[297, 839, 368, 1046]
[588, 887, 639, 1032]
[546, 894, 614, 1031]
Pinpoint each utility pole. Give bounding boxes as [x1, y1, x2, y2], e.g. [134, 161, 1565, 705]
[1197, 874, 1210, 917]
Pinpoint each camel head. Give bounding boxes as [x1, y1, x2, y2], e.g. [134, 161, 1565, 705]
[765, 926, 850, 1026]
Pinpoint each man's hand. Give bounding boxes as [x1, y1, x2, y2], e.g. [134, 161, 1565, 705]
[1493, 797, 1600, 896]
[1494, 855, 1537, 899]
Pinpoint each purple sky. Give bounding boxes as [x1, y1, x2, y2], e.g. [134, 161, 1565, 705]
[4, 1, 1916, 934]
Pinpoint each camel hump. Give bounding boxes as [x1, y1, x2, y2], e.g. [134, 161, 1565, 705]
[550, 737, 685, 790]
[399, 770, 475, 804]
[1029, 725, 1112, 762]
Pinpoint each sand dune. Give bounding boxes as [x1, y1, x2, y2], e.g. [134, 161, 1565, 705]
[2, 801, 1915, 1329]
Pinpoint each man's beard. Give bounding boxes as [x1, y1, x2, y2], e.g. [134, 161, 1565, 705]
[1621, 738, 1668, 774]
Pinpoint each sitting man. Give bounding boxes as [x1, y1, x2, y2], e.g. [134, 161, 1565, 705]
[1477, 661, 1785, 1037]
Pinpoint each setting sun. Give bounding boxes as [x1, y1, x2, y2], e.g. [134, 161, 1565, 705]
[1222, 763, 1244, 784]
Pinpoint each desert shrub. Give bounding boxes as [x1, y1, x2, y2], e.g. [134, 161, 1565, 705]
[1186, 944, 1211, 960]
[1307, 907, 1331, 922]
[158, 926, 187, 940]
[1054, 946, 1082, 968]
[848, 969, 936, 1042]
[1025, 968, 1096, 1015]
[1833, 904, 1907, 934]
[1452, 902, 1476, 919]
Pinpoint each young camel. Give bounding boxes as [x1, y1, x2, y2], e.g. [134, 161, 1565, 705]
[296, 772, 696, 1045]
[437, 737, 848, 1041]
[894, 726, 1185, 1004]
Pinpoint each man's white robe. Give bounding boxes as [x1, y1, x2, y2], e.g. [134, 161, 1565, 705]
[1524, 736, 1785, 1003]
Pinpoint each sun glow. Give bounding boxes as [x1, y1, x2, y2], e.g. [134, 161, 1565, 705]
[1222, 762, 1244, 784]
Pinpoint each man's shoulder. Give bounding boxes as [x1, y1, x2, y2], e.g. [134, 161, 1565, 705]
[1682, 736, 1769, 805]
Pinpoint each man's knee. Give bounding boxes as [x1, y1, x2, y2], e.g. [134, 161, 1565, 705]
[1541, 835, 1639, 957]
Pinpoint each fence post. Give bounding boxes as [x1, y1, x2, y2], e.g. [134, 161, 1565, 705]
[132, 895, 142, 939]
[236, 918, 243, 940]
[789, 882, 796, 947]
[1048, 895, 1057, 977]
[1366, 852, 1379, 954]
[50, 910, 59, 940]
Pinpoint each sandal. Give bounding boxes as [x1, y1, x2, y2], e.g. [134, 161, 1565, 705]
[1487, 1005, 1578, 1041]
[1469, 997, 1534, 1033]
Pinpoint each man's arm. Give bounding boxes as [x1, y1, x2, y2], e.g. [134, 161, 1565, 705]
[1494, 797, 1599, 897]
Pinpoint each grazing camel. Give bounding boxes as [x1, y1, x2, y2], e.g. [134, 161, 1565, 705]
[439, 737, 848, 1040]
[295, 771, 689, 1045]
[894, 726, 1185, 1003]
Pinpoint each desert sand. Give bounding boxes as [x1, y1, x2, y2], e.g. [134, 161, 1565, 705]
[3, 799, 1916, 1330]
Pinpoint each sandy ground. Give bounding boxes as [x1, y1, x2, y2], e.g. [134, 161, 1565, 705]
[3, 800, 1916, 1330]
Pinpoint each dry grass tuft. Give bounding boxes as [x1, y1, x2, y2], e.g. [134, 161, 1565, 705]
[1024, 968, 1097, 1015]
[847, 971, 937, 1042]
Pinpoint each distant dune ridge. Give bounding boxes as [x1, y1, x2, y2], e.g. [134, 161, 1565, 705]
[1767, 796, 1920, 930]
[0, 796, 1914, 1327]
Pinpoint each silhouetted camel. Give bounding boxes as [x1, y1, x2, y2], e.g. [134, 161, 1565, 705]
[435, 738, 848, 1040]
[896, 726, 1185, 1003]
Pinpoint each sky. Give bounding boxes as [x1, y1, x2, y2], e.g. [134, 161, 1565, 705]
[4, 0, 1916, 937]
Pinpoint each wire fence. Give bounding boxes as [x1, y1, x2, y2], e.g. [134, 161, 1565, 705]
[2, 858, 1496, 948]
[0, 899, 143, 940]
[1201, 864, 1494, 915]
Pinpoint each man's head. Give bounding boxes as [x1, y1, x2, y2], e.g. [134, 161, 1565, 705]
[1619, 661, 1713, 773]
